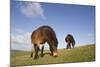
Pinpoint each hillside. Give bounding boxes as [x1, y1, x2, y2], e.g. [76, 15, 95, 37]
[11, 44, 95, 67]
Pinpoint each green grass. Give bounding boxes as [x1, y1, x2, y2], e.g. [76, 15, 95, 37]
[10, 44, 95, 67]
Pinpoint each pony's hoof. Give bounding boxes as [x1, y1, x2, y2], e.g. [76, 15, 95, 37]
[34, 56, 38, 59]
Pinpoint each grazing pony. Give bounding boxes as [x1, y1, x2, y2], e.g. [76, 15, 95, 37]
[65, 34, 75, 49]
[30, 26, 58, 59]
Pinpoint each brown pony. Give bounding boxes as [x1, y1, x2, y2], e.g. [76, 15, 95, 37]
[65, 34, 75, 49]
[30, 26, 58, 59]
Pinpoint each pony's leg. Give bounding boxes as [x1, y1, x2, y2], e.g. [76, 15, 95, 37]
[67, 40, 71, 49]
[69, 43, 71, 48]
[30, 52, 33, 58]
[72, 43, 74, 48]
[72, 42, 75, 48]
[67, 44, 69, 49]
[67, 43, 70, 49]
[30, 45, 34, 58]
[49, 46, 53, 56]
[67, 43, 71, 49]
[40, 45, 44, 57]
[47, 41, 53, 56]
[34, 44, 39, 59]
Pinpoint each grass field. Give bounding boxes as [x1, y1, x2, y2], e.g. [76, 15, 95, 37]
[10, 44, 95, 67]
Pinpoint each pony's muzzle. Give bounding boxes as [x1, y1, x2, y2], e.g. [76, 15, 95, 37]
[53, 52, 58, 57]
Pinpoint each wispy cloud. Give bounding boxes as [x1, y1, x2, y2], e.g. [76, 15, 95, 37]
[20, 2, 45, 19]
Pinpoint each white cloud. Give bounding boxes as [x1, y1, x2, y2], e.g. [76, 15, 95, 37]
[11, 32, 31, 45]
[20, 2, 45, 19]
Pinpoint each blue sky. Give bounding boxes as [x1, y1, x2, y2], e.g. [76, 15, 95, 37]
[11, 0, 95, 51]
